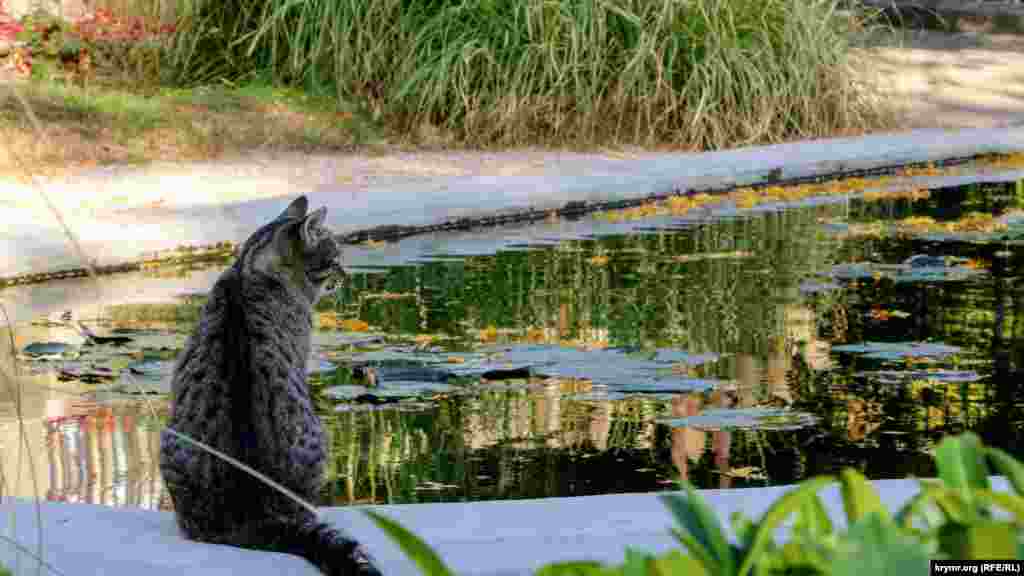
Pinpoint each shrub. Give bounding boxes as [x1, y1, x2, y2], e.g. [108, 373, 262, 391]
[166, 0, 890, 148]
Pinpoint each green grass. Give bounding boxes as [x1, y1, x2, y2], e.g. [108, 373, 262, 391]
[165, 0, 895, 149]
[0, 76, 384, 174]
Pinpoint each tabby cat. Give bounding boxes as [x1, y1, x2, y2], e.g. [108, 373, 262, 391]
[159, 196, 379, 576]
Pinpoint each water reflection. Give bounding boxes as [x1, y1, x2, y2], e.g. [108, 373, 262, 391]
[46, 400, 165, 510]
[3, 177, 1024, 508]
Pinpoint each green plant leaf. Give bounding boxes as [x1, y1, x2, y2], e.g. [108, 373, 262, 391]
[894, 490, 943, 535]
[535, 561, 614, 576]
[970, 489, 1024, 523]
[738, 475, 836, 576]
[794, 495, 833, 540]
[364, 510, 455, 576]
[938, 521, 1020, 560]
[934, 433, 990, 519]
[730, 511, 757, 551]
[669, 527, 718, 570]
[831, 512, 930, 576]
[917, 481, 971, 524]
[987, 447, 1024, 498]
[839, 469, 888, 523]
[660, 486, 735, 574]
[650, 550, 708, 576]
[622, 548, 653, 576]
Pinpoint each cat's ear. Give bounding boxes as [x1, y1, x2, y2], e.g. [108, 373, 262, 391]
[300, 207, 328, 248]
[279, 196, 309, 221]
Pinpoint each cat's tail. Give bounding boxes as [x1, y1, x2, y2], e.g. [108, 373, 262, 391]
[231, 516, 381, 576]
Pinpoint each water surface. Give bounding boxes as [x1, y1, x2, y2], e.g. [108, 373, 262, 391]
[4, 170, 1024, 511]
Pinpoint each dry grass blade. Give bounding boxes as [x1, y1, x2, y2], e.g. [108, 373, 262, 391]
[0, 304, 48, 576]
[4, 73, 327, 573]
[0, 533, 67, 576]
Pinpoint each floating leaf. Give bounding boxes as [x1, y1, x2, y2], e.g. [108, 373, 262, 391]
[659, 408, 818, 431]
[832, 341, 961, 361]
[324, 385, 370, 400]
[306, 358, 337, 376]
[831, 512, 931, 576]
[22, 341, 76, 359]
[854, 370, 981, 384]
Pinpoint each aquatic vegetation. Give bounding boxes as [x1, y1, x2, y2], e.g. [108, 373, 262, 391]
[854, 370, 982, 384]
[658, 407, 819, 431]
[828, 254, 987, 284]
[831, 341, 962, 361]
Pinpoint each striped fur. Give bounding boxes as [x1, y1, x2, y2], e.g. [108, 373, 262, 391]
[159, 196, 377, 575]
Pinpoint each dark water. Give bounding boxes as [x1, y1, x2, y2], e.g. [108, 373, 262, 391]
[8, 175, 1024, 511]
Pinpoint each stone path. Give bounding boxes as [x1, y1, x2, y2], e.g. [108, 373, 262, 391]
[861, 29, 1024, 128]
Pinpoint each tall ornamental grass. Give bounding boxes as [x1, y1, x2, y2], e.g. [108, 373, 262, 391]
[165, 0, 891, 148]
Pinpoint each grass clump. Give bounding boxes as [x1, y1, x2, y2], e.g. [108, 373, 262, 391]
[168, 0, 892, 148]
[0, 78, 378, 175]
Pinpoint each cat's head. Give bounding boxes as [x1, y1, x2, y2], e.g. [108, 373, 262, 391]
[238, 195, 344, 302]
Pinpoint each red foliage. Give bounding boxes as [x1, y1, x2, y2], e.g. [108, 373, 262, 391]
[0, 0, 25, 42]
[69, 8, 175, 44]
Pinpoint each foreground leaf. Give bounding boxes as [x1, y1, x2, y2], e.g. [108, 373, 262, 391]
[660, 486, 735, 574]
[831, 512, 931, 576]
[650, 550, 708, 576]
[987, 447, 1024, 498]
[934, 433, 990, 519]
[364, 510, 455, 576]
[938, 521, 1019, 560]
[535, 561, 616, 576]
[738, 476, 836, 576]
[839, 469, 888, 523]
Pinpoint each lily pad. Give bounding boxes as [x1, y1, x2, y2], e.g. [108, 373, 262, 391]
[477, 345, 726, 391]
[832, 341, 962, 361]
[324, 385, 371, 400]
[307, 358, 337, 376]
[370, 382, 459, 397]
[829, 258, 985, 284]
[312, 331, 387, 349]
[659, 407, 819, 431]
[800, 280, 842, 294]
[615, 379, 723, 394]
[57, 363, 118, 384]
[127, 359, 174, 378]
[22, 342, 76, 359]
[854, 370, 982, 384]
[334, 402, 436, 413]
[565, 391, 631, 402]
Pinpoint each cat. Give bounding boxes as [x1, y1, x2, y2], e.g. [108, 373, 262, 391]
[159, 195, 380, 576]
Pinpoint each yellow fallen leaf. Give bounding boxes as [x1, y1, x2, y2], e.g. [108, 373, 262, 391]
[339, 318, 370, 332]
[478, 325, 498, 342]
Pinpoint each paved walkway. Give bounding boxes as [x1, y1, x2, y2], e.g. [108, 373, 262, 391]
[862, 29, 1024, 128]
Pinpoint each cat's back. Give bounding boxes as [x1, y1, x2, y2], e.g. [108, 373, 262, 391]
[160, 268, 242, 476]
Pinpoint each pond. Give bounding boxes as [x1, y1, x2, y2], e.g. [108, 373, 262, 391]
[4, 161, 1024, 512]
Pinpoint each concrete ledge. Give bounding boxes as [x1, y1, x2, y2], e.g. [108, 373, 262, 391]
[0, 477, 1012, 576]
